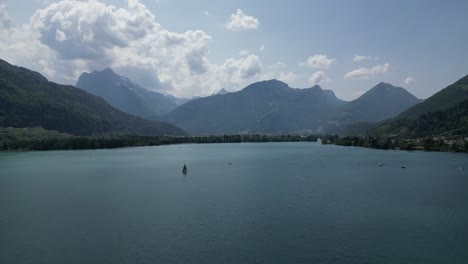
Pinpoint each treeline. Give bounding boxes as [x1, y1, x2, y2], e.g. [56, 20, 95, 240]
[322, 135, 468, 152]
[0, 134, 319, 151]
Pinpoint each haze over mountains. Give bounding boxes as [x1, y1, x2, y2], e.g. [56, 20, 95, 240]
[76, 68, 186, 120]
[166, 80, 422, 135]
[71, 68, 426, 135]
[73, 67, 424, 135]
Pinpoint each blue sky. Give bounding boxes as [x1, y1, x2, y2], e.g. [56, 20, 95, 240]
[1, 0, 467, 100]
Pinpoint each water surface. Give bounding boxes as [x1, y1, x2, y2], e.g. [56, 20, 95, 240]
[1, 142, 468, 263]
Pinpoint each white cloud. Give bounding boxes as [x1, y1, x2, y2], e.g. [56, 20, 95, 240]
[261, 61, 298, 85]
[404, 77, 415, 85]
[277, 72, 298, 83]
[308, 71, 331, 85]
[269, 61, 287, 69]
[0, 0, 272, 97]
[259, 43, 264, 51]
[344, 63, 390, 80]
[199, 54, 264, 92]
[221, 54, 263, 79]
[225, 9, 260, 31]
[302, 54, 334, 69]
[263, 71, 298, 84]
[0, 0, 11, 30]
[353, 55, 373, 62]
[239, 49, 249, 56]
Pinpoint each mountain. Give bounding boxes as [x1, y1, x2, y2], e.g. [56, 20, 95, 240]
[166, 80, 420, 135]
[165, 94, 191, 105]
[76, 68, 178, 119]
[0, 59, 185, 136]
[397, 75, 468, 120]
[337, 82, 422, 123]
[208, 88, 230, 97]
[217, 88, 229, 95]
[166, 80, 346, 134]
[372, 74, 468, 137]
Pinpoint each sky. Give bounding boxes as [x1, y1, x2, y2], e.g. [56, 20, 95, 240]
[0, 0, 467, 100]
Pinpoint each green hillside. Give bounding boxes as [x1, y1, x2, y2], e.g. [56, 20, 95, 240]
[372, 74, 468, 137]
[0, 59, 185, 136]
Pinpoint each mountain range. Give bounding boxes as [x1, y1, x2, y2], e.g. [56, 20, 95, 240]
[2, 57, 466, 139]
[0, 59, 185, 136]
[73, 68, 423, 135]
[76, 68, 186, 120]
[166, 80, 422, 135]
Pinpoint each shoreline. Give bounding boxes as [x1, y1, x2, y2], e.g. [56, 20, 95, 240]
[0, 134, 319, 152]
[322, 135, 468, 153]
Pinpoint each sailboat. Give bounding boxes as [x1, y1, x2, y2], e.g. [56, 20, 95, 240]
[182, 164, 188, 174]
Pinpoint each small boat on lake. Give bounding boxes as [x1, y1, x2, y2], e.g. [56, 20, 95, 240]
[182, 164, 188, 174]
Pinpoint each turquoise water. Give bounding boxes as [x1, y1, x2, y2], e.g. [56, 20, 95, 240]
[1, 142, 468, 263]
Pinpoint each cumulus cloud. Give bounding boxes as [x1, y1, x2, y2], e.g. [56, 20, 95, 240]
[25, 0, 217, 95]
[239, 49, 249, 56]
[0, 0, 272, 97]
[404, 77, 415, 85]
[221, 54, 263, 79]
[302, 54, 334, 69]
[344, 63, 390, 80]
[31, 0, 163, 60]
[225, 9, 260, 31]
[0, 0, 11, 30]
[353, 55, 374, 62]
[308, 71, 331, 85]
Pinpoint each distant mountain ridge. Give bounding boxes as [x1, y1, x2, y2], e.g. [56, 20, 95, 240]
[166, 80, 347, 134]
[338, 82, 422, 123]
[165, 94, 191, 105]
[0, 59, 185, 136]
[76, 68, 183, 120]
[166, 80, 421, 135]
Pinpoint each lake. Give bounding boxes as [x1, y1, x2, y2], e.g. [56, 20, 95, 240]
[1, 142, 468, 264]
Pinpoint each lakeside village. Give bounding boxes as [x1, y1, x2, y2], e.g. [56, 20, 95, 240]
[322, 135, 468, 152]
